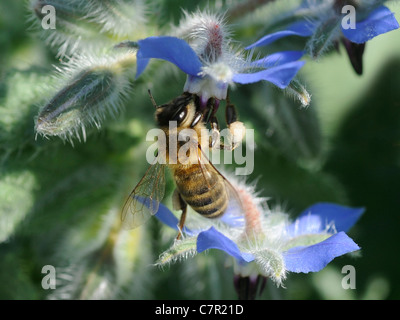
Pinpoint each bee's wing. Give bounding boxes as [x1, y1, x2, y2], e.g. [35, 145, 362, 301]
[196, 144, 245, 226]
[121, 161, 166, 229]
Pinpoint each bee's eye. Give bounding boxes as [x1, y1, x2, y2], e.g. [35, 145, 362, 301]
[174, 108, 187, 123]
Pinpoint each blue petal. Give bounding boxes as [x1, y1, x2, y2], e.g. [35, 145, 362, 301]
[153, 202, 194, 236]
[136, 58, 150, 79]
[286, 214, 325, 237]
[219, 212, 245, 227]
[197, 227, 254, 263]
[297, 202, 365, 233]
[251, 51, 304, 68]
[136, 36, 203, 78]
[342, 6, 400, 44]
[218, 196, 246, 227]
[233, 61, 305, 89]
[283, 232, 360, 273]
[246, 21, 315, 49]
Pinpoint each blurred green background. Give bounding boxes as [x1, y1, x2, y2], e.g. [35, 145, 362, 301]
[0, 0, 399, 300]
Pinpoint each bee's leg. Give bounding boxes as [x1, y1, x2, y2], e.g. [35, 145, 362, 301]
[207, 98, 222, 148]
[176, 199, 187, 241]
[225, 102, 246, 151]
[209, 116, 220, 148]
[209, 99, 220, 120]
[210, 102, 245, 151]
[172, 189, 187, 240]
[202, 98, 216, 124]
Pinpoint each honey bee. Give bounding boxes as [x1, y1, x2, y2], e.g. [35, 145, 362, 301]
[121, 91, 246, 238]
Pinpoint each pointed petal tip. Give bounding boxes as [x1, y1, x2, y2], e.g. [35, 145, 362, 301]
[298, 202, 365, 233]
[197, 227, 254, 263]
[284, 232, 361, 273]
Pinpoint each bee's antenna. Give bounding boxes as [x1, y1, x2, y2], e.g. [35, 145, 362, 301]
[148, 89, 159, 109]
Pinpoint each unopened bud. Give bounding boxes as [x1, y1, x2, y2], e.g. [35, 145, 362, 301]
[35, 53, 135, 143]
[284, 79, 312, 107]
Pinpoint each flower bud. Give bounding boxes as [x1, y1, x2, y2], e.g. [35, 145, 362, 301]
[35, 52, 135, 143]
[284, 78, 312, 107]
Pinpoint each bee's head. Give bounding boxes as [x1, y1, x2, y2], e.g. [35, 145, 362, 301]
[153, 92, 200, 128]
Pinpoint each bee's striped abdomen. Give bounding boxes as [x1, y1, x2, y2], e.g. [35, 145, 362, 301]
[174, 164, 228, 218]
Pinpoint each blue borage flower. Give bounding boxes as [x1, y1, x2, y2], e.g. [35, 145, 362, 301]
[132, 11, 305, 106]
[135, 37, 305, 105]
[246, 3, 399, 74]
[153, 178, 364, 287]
[247, 4, 399, 48]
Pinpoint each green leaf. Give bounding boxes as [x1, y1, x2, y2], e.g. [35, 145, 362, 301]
[0, 68, 55, 164]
